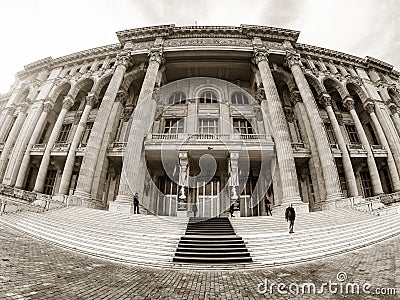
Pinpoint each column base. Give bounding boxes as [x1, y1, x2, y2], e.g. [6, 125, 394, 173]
[108, 202, 133, 215]
[68, 191, 96, 208]
[176, 210, 188, 218]
[320, 195, 360, 210]
[272, 202, 309, 216]
[325, 192, 344, 203]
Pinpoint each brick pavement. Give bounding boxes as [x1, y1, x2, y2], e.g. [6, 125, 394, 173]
[0, 223, 399, 300]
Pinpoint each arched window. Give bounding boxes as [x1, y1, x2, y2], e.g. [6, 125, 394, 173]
[168, 92, 186, 104]
[231, 92, 249, 105]
[199, 91, 218, 104]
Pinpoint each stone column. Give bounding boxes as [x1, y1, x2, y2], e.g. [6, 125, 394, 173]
[71, 49, 131, 206]
[0, 106, 16, 143]
[252, 39, 304, 210]
[0, 103, 29, 181]
[320, 93, 359, 197]
[33, 96, 74, 193]
[388, 103, 400, 136]
[344, 97, 383, 195]
[15, 102, 53, 189]
[365, 102, 400, 191]
[177, 151, 189, 217]
[109, 42, 164, 214]
[58, 94, 97, 196]
[286, 50, 343, 202]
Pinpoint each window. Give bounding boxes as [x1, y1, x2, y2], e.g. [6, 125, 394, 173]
[360, 171, 373, 198]
[164, 119, 184, 134]
[382, 167, 393, 194]
[324, 123, 337, 144]
[70, 100, 80, 111]
[231, 92, 249, 105]
[199, 91, 218, 104]
[345, 124, 360, 144]
[233, 118, 253, 134]
[366, 122, 379, 144]
[198, 119, 218, 134]
[294, 120, 304, 143]
[168, 92, 186, 104]
[81, 122, 93, 145]
[38, 122, 49, 143]
[43, 169, 57, 195]
[57, 124, 72, 143]
[336, 101, 347, 112]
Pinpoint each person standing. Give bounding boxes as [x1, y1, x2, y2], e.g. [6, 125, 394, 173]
[192, 202, 198, 217]
[229, 203, 235, 218]
[133, 193, 140, 214]
[285, 204, 295, 233]
[264, 197, 272, 216]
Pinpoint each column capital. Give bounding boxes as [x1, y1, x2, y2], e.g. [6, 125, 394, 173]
[16, 102, 29, 114]
[252, 47, 269, 65]
[115, 50, 132, 68]
[343, 96, 355, 111]
[364, 100, 375, 114]
[148, 46, 164, 65]
[43, 101, 53, 112]
[115, 89, 128, 104]
[283, 106, 295, 123]
[63, 95, 74, 110]
[291, 91, 302, 104]
[255, 87, 266, 103]
[386, 101, 399, 114]
[5, 106, 16, 115]
[319, 92, 332, 108]
[285, 50, 302, 68]
[85, 93, 98, 107]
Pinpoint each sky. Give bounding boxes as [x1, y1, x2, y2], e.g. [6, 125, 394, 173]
[0, 0, 399, 93]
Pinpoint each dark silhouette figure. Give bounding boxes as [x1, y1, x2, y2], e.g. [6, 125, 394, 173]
[265, 198, 272, 216]
[133, 193, 140, 214]
[285, 204, 296, 233]
[229, 203, 235, 217]
[192, 203, 198, 217]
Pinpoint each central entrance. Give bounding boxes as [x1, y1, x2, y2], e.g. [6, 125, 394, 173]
[195, 177, 221, 217]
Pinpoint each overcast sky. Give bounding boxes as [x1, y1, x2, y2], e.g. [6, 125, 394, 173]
[0, 0, 399, 93]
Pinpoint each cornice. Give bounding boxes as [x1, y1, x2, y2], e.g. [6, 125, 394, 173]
[365, 56, 393, 73]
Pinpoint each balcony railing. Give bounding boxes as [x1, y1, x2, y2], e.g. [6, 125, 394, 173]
[32, 143, 47, 151]
[371, 144, 384, 150]
[147, 133, 269, 141]
[108, 142, 127, 151]
[291, 142, 306, 149]
[53, 142, 70, 152]
[348, 143, 364, 150]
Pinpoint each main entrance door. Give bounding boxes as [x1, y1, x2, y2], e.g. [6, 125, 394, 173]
[196, 177, 220, 218]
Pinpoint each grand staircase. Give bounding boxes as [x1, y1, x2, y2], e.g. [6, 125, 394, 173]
[173, 217, 252, 264]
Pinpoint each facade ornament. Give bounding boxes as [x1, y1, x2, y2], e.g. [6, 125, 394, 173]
[364, 101, 375, 114]
[17, 102, 29, 114]
[283, 107, 295, 123]
[291, 91, 303, 104]
[85, 93, 98, 107]
[253, 107, 263, 122]
[115, 50, 132, 68]
[319, 92, 332, 108]
[63, 95, 74, 110]
[43, 100, 53, 112]
[252, 46, 269, 65]
[152, 88, 161, 103]
[148, 46, 164, 65]
[255, 87, 266, 103]
[285, 50, 301, 68]
[343, 97, 355, 111]
[122, 105, 134, 122]
[115, 90, 128, 104]
[387, 102, 399, 114]
[5, 106, 16, 116]
[155, 105, 164, 121]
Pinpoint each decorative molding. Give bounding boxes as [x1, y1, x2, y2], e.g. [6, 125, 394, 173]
[343, 97, 355, 111]
[319, 92, 332, 107]
[164, 37, 252, 48]
[255, 87, 266, 103]
[286, 50, 301, 68]
[63, 95, 74, 110]
[364, 101, 375, 114]
[115, 90, 128, 104]
[283, 107, 295, 123]
[85, 93, 98, 107]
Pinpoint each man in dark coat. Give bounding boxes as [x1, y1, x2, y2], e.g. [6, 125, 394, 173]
[285, 204, 295, 233]
[229, 203, 235, 217]
[264, 197, 272, 216]
[192, 202, 198, 217]
[133, 193, 139, 214]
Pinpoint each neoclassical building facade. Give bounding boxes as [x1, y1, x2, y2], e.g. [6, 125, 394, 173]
[1, 24, 400, 216]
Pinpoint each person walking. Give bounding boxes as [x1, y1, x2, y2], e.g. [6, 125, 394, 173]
[265, 197, 272, 216]
[285, 204, 295, 233]
[133, 193, 140, 214]
[229, 203, 235, 218]
[192, 202, 198, 217]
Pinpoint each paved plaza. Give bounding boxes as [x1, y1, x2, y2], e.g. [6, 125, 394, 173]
[0, 223, 399, 299]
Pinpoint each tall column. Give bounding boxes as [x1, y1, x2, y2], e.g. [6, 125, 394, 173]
[320, 93, 359, 197]
[344, 97, 383, 195]
[58, 94, 97, 195]
[0, 103, 29, 181]
[71, 49, 131, 206]
[286, 50, 343, 202]
[0, 106, 16, 143]
[33, 96, 74, 193]
[177, 151, 189, 217]
[252, 39, 304, 208]
[387, 103, 400, 137]
[15, 102, 53, 188]
[365, 102, 400, 191]
[110, 42, 164, 213]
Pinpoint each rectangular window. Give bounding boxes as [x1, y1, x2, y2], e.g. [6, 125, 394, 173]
[366, 122, 379, 145]
[198, 119, 218, 134]
[233, 118, 253, 134]
[57, 124, 72, 143]
[324, 123, 337, 144]
[345, 124, 360, 144]
[43, 169, 57, 195]
[360, 171, 373, 198]
[81, 122, 94, 145]
[164, 119, 184, 134]
[38, 122, 49, 144]
[382, 168, 393, 194]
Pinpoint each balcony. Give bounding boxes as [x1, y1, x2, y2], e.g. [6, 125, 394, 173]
[347, 143, 367, 157]
[107, 142, 127, 156]
[52, 142, 70, 152]
[371, 144, 387, 157]
[291, 142, 311, 158]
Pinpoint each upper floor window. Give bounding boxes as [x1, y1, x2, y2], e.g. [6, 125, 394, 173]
[233, 118, 253, 134]
[81, 122, 94, 145]
[168, 92, 186, 105]
[164, 119, 184, 134]
[336, 101, 347, 113]
[199, 91, 218, 104]
[324, 123, 337, 144]
[231, 92, 249, 105]
[345, 124, 360, 144]
[198, 119, 218, 134]
[57, 124, 72, 143]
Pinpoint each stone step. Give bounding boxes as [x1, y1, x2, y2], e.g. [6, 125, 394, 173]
[173, 256, 252, 264]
